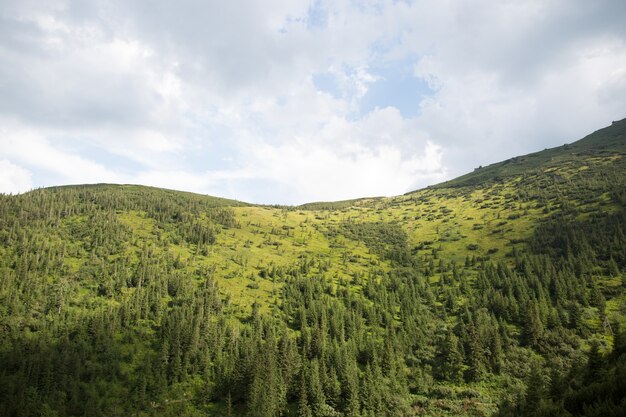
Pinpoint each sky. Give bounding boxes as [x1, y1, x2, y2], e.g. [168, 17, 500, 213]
[0, 0, 625, 205]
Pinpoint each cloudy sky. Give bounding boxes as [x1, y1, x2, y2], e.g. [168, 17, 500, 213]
[0, 0, 625, 204]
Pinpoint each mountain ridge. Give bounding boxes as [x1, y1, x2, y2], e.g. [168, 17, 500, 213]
[428, 117, 626, 190]
[19, 117, 625, 207]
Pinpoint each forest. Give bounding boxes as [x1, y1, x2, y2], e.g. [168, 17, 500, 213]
[0, 119, 625, 416]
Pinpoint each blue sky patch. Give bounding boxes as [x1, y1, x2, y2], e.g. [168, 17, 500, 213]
[359, 59, 435, 118]
[312, 72, 341, 99]
[306, 1, 328, 29]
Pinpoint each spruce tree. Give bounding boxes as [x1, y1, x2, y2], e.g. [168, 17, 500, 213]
[440, 331, 464, 382]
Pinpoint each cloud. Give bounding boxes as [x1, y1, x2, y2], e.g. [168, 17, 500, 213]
[0, 0, 624, 203]
[402, 0, 626, 175]
[219, 105, 446, 204]
[238, 135, 445, 205]
[0, 159, 32, 194]
[0, 120, 124, 186]
[0, 20, 177, 129]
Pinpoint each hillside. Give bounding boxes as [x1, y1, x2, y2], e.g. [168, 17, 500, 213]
[1, 119, 625, 417]
[431, 118, 626, 189]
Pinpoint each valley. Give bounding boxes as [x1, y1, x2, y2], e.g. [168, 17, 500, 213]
[1, 119, 625, 416]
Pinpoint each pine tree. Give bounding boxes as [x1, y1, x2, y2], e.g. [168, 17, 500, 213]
[465, 324, 486, 382]
[524, 360, 546, 414]
[225, 392, 234, 417]
[584, 339, 603, 384]
[247, 338, 285, 417]
[308, 360, 326, 416]
[521, 304, 544, 348]
[341, 354, 360, 417]
[440, 331, 464, 382]
[489, 329, 503, 374]
[297, 371, 312, 417]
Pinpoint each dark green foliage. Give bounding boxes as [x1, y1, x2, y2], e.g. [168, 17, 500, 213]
[437, 330, 464, 382]
[297, 198, 382, 211]
[499, 329, 626, 417]
[335, 220, 416, 266]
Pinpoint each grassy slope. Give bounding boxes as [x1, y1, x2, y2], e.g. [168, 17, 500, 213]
[3, 118, 625, 416]
[209, 117, 625, 310]
[22, 118, 625, 317]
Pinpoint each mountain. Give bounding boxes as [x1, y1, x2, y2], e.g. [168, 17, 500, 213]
[431, 118, 626, 189]
[0, 119, 625, 417]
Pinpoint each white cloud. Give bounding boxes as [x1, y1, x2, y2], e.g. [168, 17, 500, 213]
[0, 0, 624, 203]
[0, 120, 124, 186]
[228, 106, 446, 204]
[0, 159, 32, 194]
[215, 139, 445, 205]
[398, 0, 626, 175]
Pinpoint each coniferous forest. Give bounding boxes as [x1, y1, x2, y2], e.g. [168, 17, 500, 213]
[1, 120, 626, 416]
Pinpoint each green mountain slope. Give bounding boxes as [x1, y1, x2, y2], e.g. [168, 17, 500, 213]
[0, 119, 625, 417]
[432, 118, 626, 189]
